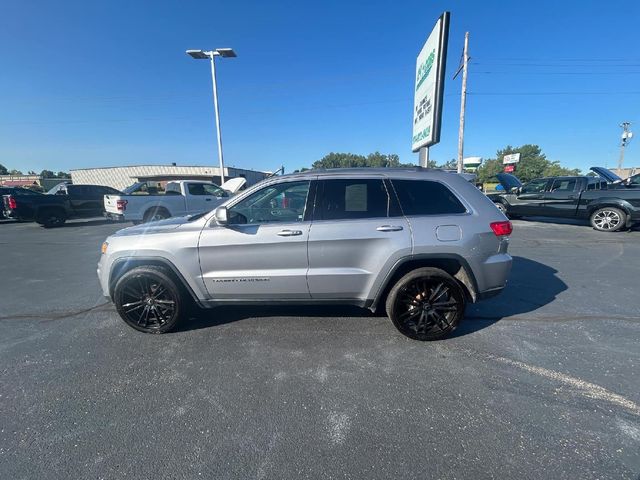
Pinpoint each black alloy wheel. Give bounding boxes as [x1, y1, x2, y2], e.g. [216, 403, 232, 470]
[114, 267, 183, 333]
[386, 268, 465, 341]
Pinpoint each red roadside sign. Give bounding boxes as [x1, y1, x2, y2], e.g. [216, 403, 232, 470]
[504, 165, 515, 173]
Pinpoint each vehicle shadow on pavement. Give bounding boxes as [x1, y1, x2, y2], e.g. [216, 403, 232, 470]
[179, 256, 568, 338]
[457, 255, 568, 336]
[58, 219, 119, 228]
[179, 304, 374, 333]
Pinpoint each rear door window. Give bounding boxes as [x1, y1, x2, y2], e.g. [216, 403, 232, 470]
[316, 179, 390, 220]
[550, 178, 577, 192]
[390, 179, 466, 215]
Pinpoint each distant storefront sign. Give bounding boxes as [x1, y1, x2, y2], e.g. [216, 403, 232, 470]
[503, 153, 521, 164]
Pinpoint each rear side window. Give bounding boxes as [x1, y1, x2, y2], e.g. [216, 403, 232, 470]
[317, 179, 390, 220]
[391, 180, 466, 216]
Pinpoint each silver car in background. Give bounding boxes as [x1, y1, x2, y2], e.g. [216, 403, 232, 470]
[97, 168, 512, 340]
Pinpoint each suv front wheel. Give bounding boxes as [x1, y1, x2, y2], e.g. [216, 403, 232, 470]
[386, 268, 465, 341]
[114, 266, 184, 333]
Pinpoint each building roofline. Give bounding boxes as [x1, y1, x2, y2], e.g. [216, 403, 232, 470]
[69, 164, 270, 173]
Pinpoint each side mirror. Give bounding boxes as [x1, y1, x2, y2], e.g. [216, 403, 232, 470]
[214, 206, 228, 225]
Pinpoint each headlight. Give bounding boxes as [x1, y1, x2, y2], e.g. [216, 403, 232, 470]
[101, 242, 109, 254]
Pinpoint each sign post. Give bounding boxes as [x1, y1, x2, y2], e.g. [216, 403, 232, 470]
[412, 12, 450, 166]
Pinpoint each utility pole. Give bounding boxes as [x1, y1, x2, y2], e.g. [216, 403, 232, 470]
[456, 32, 470, 174]
[618, 122, 633, 176]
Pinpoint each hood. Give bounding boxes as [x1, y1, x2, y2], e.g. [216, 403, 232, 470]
[220, 177, 246, 194]
[590, 166, 622, 183]
[113, 214, 199, 237]
[496, 173, 522, 192]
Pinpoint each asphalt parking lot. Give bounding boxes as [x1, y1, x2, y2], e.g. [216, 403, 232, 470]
[1, 217, 639, 479]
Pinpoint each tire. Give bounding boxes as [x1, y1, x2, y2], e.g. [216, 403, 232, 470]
[114, 266, 184, 333]
[590, 207, 626, 232]
[38, 208, 67, 228]
[494, 202, 507, 215]
[386, 267, 466, 341]
[494, 202, 521, 219]
[143, 208, 170, 223]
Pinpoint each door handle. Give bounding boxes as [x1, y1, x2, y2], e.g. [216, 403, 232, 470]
[205, 198, 212, 201]
[376, 225, 403, 232]
[277, 229, 303, 236]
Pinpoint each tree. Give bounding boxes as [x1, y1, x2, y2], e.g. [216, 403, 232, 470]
[56, 171, 71, 178]
[40, 169, 55, 178]
[476, 144, 581, 184]
[311, 152, 415, 170]
[8, 169, 23, 175]
[0, 164, 7, 175]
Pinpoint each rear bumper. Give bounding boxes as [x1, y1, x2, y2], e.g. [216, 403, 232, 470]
[472, 253, 512, 299]
[476, 286, 505, 301]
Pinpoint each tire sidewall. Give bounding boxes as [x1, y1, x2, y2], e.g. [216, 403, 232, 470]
[386, 267, 466, 341]
[114, 267, 183, 333]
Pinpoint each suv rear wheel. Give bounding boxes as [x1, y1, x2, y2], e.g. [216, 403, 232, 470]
[114, 266, 183, 333]
[386, 267, 465, 341]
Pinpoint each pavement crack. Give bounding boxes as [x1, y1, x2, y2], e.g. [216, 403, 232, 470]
[0, 302, 113, 321]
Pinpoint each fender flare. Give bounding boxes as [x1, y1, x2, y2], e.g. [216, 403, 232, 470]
[369, 253, 480, 311]
[108, 256, 205, 307]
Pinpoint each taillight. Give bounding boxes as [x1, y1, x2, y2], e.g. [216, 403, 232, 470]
[116, 199, 128, 211]
[490, 221, 513, 236]
[8, 196, 17, 210]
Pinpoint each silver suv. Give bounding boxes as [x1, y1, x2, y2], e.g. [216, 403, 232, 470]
[97, 169, 512, 340]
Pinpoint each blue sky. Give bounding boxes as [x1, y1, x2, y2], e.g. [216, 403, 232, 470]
[1, 0, 639, 174]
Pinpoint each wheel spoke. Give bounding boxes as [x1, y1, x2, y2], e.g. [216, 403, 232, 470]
[155, 299, 175, 305]
[432, 299, 458, 312]
[124, 303, 145, 314]
[431, 310, 451, 330]
[430, 284, 449, 303]
[152, 285, 166, 299]
[400, 292, 419, 306]
[153, 306, 166, 324]
[122, 300, 143, 308]
[137, 305, 149, 326]
[397, 308, 421, 322]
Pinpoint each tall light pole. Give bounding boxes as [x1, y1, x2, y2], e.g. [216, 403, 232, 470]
[186, 48, 237, 184]
[618, 122, 633, 176]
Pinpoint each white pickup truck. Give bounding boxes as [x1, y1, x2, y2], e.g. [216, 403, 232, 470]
[104, 178, 245, 223]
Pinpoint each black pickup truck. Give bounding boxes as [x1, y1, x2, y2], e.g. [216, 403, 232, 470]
[0, 187, 44, 219]
[487, 167, 640, 232]
[3, 184, 121, 227]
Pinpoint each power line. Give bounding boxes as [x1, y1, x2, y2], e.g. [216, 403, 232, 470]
[474, 71, 640, 75]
